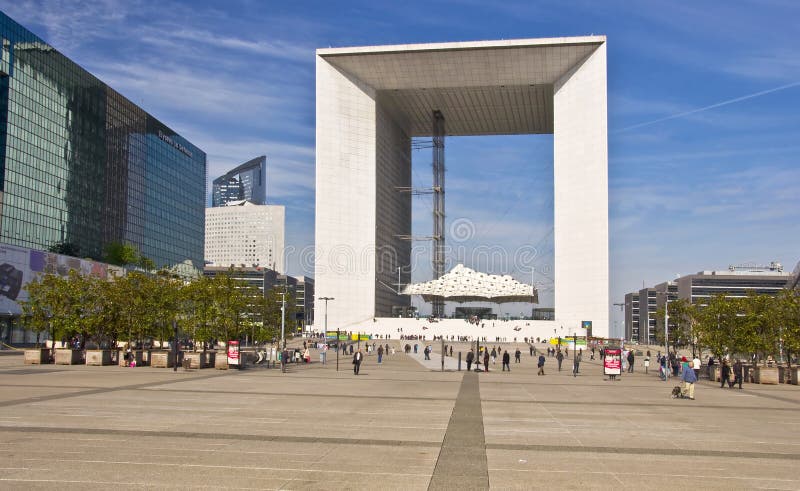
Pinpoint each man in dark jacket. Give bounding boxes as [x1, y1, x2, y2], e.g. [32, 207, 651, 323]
[483, 350, 490, 372]
[556, 351, 564, 371]
[352, 349, 363, 375]
[466, 350, 474, 371]
[502, 350, 511, 371]
[627, 350, 635, 373]
[732, 359, 743, 389]
[537, 354, 546, 375]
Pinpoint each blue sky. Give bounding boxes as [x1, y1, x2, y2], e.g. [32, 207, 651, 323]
[3, 0, 799, 336]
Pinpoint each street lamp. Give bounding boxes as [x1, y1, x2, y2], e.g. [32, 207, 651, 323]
[320, 297, 334, 366]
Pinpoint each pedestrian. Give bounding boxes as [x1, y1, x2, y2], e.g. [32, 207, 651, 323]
[732, 359, 743, 389]
[627, 350, 634, 373]
[490, 347, 497, 365]
[502, 350, 511, 371]
[466, 350, 474, 371]
[573, 351, 581, 377]
[352, 349, 363, 375]
[515, 348, 521, 363]
[483, 350, 490, 372]
[681, 361, 697, 400]
[721, 359, 732, 388]
[537, 353, 546, 375]
[692, 355, 701, 380]
[556, 350, 564, 371]
[591, 347, 595, 360]
[377, 344, 384, 364]
[529, 345, 534, 356]
[449, 345, 453, 357]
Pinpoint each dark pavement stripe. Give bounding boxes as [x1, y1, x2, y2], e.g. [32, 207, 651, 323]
[0, 425, 441, 448]
[486, 443, 800, 460]
[428, 371, 488, 491]
[0, 371, 232, 408]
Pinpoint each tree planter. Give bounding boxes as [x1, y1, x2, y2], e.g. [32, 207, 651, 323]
[55, 349, 83, 365]
[85, 349, 112, 366]
[789, 367, 800, 386]
[24, 348, 50, 365]
[150, 351, 176, 368]
[118, 350, 147, 367]
[753, 366, 779, 385]
[709, 366, 720, 382]
[214, 353, 229, 370]
[183, 351, 208, 369]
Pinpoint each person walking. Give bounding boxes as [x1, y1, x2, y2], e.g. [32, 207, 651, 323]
[537, 353, 546, 375]
[573, 351, 582, 377]
[515, 348, 521, 363]
[502, 350, 511, 371]
[377, 344, 384, 364]
[530, 345, 534, 356]
[556, 350, 564, 371]
[732, 359, 743, 389]
[627, 350, 635, 373]
[692, 355, 701, 380]
[720, 359, 732, 388]
[449, 345, 453, 357]
[483, 350, 490, 372]
[490, 347, 497, 365]
[352, 349, 363, 375]
[681, 361, 697, 399]
[466, 349, 474, 371]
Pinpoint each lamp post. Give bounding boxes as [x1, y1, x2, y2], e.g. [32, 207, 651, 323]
[661, 291, 669, 382]
[336, 328, 340, 371]
[320, 297, 334, 366]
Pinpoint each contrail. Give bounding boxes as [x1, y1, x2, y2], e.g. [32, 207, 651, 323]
[616, 81, 800, 133]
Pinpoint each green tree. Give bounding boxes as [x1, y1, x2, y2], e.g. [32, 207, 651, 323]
[775, 289, 800, 367]
[654, 298, 696, 354]
[104, 242, 141, 266]
[694, 294, 741, 360]
[48, 241, 81, 257]
[739, 293, 780, 366]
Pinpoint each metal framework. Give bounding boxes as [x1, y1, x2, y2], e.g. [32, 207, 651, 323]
[432, 110, 446, 317]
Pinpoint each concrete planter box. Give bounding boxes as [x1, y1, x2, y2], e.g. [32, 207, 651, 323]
[55, 349, 83, 365]
[85, 349, 112, 366]
[789, 367, 800, 385]
[24, 348, 50, 364]
[150, 351, 176, 368]
[118, 350, 148, 367]
[183, 351, 208, 369]
[709, 366, 720, 382]
[753, 367, 779, 385]
[215, 354, 229, 370]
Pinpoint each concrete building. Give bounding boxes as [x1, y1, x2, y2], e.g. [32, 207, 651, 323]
[637, 288, 658, 344]
[676, 263, 790, 305]
[624, 293, 639, 342]
[204, 200, 284, 273]
[315, 36, 609, 338]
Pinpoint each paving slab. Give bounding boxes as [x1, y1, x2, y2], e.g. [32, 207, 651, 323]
[0, 345, 798, 489]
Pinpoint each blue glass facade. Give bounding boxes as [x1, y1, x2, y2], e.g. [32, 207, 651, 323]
[211, 155, 266, 207]
[0, 12, 206, 274]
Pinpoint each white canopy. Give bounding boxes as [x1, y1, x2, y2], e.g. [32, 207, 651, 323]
[402, 264, 538, 304]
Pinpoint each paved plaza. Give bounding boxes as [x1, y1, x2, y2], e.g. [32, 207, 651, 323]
[0, 345, 799, 490]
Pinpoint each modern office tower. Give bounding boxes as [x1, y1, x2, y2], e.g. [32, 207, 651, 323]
[676, 263, 790, 305]
[624, 292, 640, 342]
[211, 156, 267, 207]
[204, 200, 284, 273]
[0, 13, 206, 274]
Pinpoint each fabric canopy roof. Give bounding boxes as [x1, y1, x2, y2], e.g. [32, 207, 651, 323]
[402, 264, 538, 304]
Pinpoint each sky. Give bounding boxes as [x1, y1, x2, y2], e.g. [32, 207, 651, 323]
[2, 0, 799, 337]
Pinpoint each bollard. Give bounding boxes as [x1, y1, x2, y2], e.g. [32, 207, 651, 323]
[458, 352, 462, 371]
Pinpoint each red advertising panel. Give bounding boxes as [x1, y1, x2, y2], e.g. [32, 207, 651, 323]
[604, 348, 621, 375]
[227, 340, 240, 366]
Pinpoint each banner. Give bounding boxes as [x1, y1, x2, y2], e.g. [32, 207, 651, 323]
[227, 340, 240, 366]
[604, 348, 622, 375]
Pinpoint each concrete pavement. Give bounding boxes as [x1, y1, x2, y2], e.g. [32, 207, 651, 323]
[0, 346, 798, 490]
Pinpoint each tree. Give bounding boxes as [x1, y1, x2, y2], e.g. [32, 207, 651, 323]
[775, 289, 800, 367]
[104, 242, 141, 267]
[739, 293, 780, 366]
[654, 298, 696, 354]
[48, 241, 81, 257]
[694, 294, 742, 360]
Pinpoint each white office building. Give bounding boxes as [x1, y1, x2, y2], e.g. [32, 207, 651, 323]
[315, 36, 609, 339]
[205, 200, 285, 273]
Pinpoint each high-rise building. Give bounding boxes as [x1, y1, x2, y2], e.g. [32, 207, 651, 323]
[211, 156, 266, 207]
[0, 13, 206, 274]
[676, 263, 789, 305]
[204, 200, 284, 272]
[624, 292, 639, 342]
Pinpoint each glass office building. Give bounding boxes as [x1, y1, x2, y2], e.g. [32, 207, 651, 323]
[211, 155, 266, 207]
[0, 12, 206, 274]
